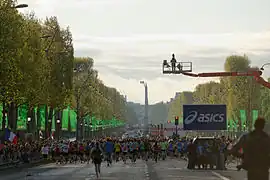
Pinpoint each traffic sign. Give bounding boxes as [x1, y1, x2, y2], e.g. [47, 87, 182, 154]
[183, 104, 227, 130]
[175, 116, 179, 125]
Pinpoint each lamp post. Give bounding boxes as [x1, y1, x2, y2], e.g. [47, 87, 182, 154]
[260, 63, 270, 71]
[84, 122, 88, 139]
[56, 119, 60, 140]
[48, 119, 52, 138]
[27, 117, 31, 133]
[140, 80, 149, 134]
[89, 123, 93, 138]
[80, 122, 83, 139]
[13, 4, 28, 8]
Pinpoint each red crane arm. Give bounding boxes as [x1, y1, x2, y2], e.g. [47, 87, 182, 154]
[254, 76, 270, 89]
[182, 71, 262, 77]
[181, 70, 270, 89]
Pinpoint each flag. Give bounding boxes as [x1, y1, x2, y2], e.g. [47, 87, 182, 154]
[4, 128, 18, 144]
[39, 130, 43, 139]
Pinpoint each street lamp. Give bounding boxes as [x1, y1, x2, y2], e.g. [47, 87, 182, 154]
[84, 123, 88, 139]
[140, 80, 149, 134]
[56, 119, 60, 140]
[13, 4, 28, 8]
[260, 63, 270, 71]
[80, 122, 83, 139]
[48, 119, 52, 138]
[27, 117, 31, 133]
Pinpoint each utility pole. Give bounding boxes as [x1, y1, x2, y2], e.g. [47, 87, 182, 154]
[175, 116, 179, 136]
[140, 81, 149, 134]
[75, 91, 80, 140]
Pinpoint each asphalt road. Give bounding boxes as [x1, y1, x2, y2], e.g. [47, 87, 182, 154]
[0, 158, 251, 180]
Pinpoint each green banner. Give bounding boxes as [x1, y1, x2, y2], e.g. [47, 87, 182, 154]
[0, 104, 126, 132]
[0, 105, 6, 130]
[52, 109, 56, 131]
[69, 110, 77, 132]
[17, 104, 28, 130]
[40, 106, 46, 130]
[228, 120, 237, 131]
[91, 116, 98, 130]
[252, 110, 259, 128]
[34, 107, 38, 128]
[62, 108, 69, 130]
[240, 109, 246, 130]
[0, 104, 3, 130]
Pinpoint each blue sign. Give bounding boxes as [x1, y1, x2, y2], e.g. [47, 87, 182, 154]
[183, 104, 227, 130]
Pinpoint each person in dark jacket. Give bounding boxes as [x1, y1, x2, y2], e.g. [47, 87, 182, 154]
[230, 117, 270, 180]
[91, 142, 103, 178]
[187, 140, 197, 169]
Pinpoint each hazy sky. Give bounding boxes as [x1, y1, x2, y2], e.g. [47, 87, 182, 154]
[18, 0, 270, 104]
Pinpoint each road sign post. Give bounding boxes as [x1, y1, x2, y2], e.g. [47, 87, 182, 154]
[175, 116, 179, 136]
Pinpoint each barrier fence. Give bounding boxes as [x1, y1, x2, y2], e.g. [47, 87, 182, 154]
[0, 149, 44, 169]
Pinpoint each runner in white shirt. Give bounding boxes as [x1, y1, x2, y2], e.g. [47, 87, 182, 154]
[41, 144, 49, 159]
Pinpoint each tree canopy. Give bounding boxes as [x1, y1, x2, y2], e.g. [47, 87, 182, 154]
[0, 0, 126, 132]
[73, 57, 126, 121]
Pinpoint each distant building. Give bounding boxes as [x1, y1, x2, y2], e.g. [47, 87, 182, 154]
[174, 92, 181, 99]
[168, 92, 181, 104]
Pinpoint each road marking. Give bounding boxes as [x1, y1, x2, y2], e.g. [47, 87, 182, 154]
[211, 171, 231, 180]
[144, 164, 150, 180]
[85, 177, 118, 180]
[167, 167, 184, 170]
[167, 175, 218, 179]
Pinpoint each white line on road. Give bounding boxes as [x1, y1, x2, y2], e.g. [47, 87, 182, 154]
[211, 171, 231, 180]
[85, 177, 118, 180]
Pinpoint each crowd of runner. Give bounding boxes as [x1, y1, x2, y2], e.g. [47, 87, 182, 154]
[0, 136, 239, 178]
[39, 136, 237, 167]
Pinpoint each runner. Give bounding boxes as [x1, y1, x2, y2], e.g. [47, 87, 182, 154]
[91, 142, 103, 179]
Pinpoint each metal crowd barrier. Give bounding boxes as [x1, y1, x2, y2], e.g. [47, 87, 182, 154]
[0, 151, 43, 170]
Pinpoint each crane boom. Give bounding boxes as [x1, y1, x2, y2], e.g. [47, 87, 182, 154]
[161, 55, 269, 89]
[254, 76, 270, 89]
[182, 71, 262, 77]
[181, 70, 270, 89]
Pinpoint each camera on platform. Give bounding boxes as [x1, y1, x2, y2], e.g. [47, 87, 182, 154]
[162, 54, 193, 74]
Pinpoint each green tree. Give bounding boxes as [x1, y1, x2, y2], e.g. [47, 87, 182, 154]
[167, 91, 193, 124]
[223, 55, 260, 130]
[18, 13, 47, 107]
[43, 16, 74, 109]
[72, 57, 127, 125]
[0, 0, 28, 129]
[149, 102, 168, 124]
[261, 78, 270, 120]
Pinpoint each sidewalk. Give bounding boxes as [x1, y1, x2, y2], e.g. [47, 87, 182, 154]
[0, 159, 52, 173]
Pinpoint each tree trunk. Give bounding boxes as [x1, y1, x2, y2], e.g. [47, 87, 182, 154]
[48, 107, 53, 138]
[8, 102, 16, 131]
[15, 105, 18, 131]
[2, 101, 6, 130]
[31, 108, 36, 137]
